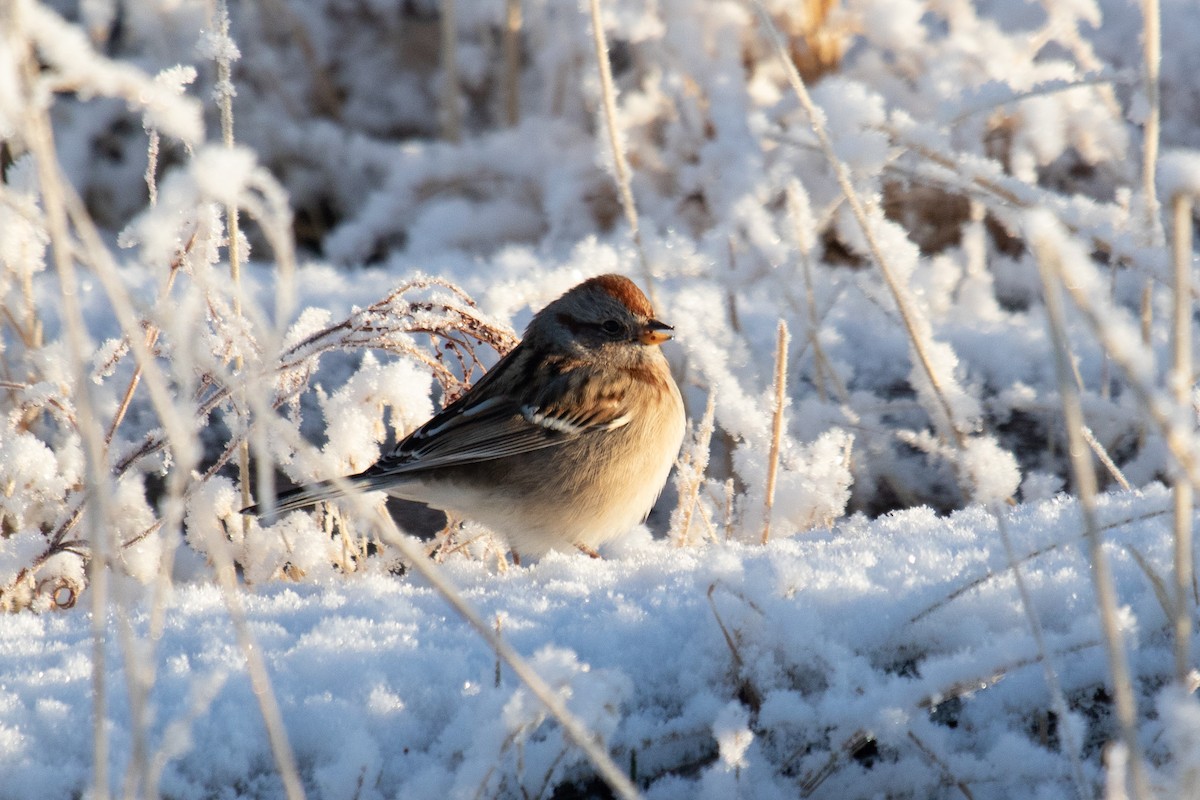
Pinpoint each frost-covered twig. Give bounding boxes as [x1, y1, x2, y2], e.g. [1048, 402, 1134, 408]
[904, 731, 974, 800]
[1031, 215, 1150, 800]
[104, 237, 191, 446]
[761, 321, 788, 545]
[210, 0, 253, 527]
[1169, 187, 1194, 683]
[588, 0, 654, 303]
[1139, 0, 1163, 248]
[754, 2, 967, 451]
[995, 510, 1090, 800]
[873, 126, 1181, 295]
[503, 0, 521, 127]
[193, 511, 306, 800]
[910, 506, 1170, 624]
[440, 0, 462, 142]
[672, 392, 716, 547]
[1080, 426, 1132, 493]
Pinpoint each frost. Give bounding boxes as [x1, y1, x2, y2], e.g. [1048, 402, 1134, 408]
[712, 701, 754, 770]
[2, 0, 1199, 796]
[1158, 149, 1200, 200]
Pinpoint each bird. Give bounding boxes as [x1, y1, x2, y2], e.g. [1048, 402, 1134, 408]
[244, 274, 686, 557]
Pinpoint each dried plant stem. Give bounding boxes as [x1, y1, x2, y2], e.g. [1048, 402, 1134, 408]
[1081, 426, 1132, 492]
[762, 321, 788, 544]
[588, 0, 654, 303]
[1170, 191, 1194, 684]
[198, 521, 307, 800]
[105, 263, 181, 446]
[905, 731, 974, 800]
[910, 507, 1170, 624]
[440, 0, 462, 142]
[675, 392, 716, 547]
[995, 510, 1089, 800]
[375, 510, 643, 800]
[144, 129, 160, 206]
[503, 0, 521, 126]
[20, 51, 114, 800]
[1052, 253, 1200, 492]
[1138, 0, 1163, 343]
[754, 2, 965, 449]
[104, 128, 176, 446]
[214, 0, 252, 526]
[1033, 233, 1150, 800]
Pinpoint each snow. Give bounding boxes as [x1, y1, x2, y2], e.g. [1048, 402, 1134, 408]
[0, 490, 1193, 799]
[3, 0, 1200, 797]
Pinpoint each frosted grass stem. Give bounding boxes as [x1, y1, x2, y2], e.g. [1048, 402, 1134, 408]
[22, 55, 115, 800]
[762, 321, 788, 544]
[504, 0, 521, 126]
[195, 520, 307, 800]
[588, 0, 654, 304]
[754, 1, 966, 450]
[440, 0, 462, 142]
[1033, 231, 1150, 800]
[674, 392, 716, 547]
[213, 0, 253, 526]
[377, 514, 645, 800]
[1170, 190, 1194, 683]
[995, 509, 1090, 800]
[1140, 0, 1162, 232]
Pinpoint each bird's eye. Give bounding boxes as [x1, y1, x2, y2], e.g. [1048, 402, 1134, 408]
[600, 319, 623, 337]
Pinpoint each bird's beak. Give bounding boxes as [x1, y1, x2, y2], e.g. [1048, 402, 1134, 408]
[639, 319, 674, 346]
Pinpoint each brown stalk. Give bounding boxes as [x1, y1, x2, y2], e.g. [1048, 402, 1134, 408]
[761, 321, 789, 544]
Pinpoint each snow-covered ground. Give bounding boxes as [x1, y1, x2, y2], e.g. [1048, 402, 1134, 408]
[3, 0, 1200, 797]
[2, 489, 1193, 800]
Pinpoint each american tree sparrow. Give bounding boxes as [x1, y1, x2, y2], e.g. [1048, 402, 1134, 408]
[245, 274, 686, 557]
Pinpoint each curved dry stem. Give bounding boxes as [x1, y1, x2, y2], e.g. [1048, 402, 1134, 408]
[1032, 226, 1150, 800]
[753, 1, 966, 451]
[994, 508, 1090, 800]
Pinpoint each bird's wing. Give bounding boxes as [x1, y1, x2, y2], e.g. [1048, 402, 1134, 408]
[357, 347, 632, 479]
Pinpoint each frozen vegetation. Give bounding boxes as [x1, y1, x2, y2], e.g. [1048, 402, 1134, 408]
[2, 0, 1200, 797]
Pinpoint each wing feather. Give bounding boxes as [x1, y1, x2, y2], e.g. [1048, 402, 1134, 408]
[354, 345, 632, 480]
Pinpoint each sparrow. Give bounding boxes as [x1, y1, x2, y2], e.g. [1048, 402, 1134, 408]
[245, 274, 686, 557]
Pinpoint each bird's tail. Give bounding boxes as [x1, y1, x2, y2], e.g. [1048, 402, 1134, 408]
[241, 474, 380, 518]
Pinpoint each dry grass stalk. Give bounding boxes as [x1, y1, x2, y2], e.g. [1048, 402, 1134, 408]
[1032, 230, 1150, 800]
[909, 506, 1170, 624]
[1138, 0, 1163, 344]
[21, 52, 116, 800]
[995, 510, 1089, 800]
[754, 3, 967, 451]
[762, 321, 789, 544]
[197, 513, 307, 800]
[503, 0, 521, 127]
[440, 0, 462, 142]
[211, 0, 253, 534]
[13, 16, 203, 798]
[1170, 190, 1194, 684]
[905, 731, 975, 800]
[360, 503, 645, 800]
[673, 392, 716, 547]
[587, 0, 654, 304]
[1081, 425, 1132, 492]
